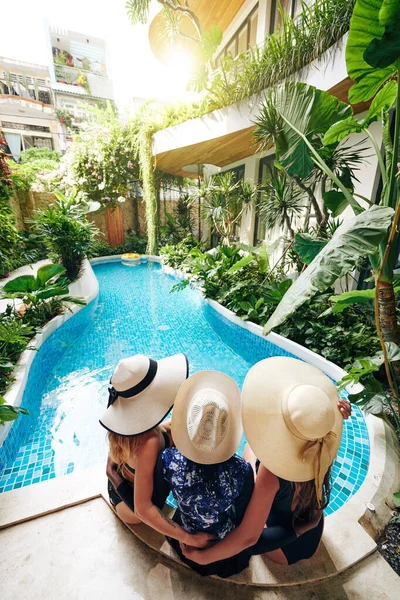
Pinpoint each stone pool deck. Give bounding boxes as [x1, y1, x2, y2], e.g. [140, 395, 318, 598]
[1, 442, 400, 599]
[1, 495, 399, 600]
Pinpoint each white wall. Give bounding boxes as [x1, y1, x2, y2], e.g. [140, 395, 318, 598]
[214, 112, 383, 272]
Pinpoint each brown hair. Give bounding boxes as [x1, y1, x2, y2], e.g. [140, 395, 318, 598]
[108, 431, 146, 469]
[293, 465, 332, 521]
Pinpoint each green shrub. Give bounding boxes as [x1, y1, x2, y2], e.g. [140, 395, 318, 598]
[160, 235, 203, 268]
[34, 192, 98, 281]
[89, 233, 148, 257]
[20, 148, 61, 163]
[0, 313, 34, 394]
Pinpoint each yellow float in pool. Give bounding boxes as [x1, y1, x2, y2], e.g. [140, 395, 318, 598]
[121, 253, 142, 266]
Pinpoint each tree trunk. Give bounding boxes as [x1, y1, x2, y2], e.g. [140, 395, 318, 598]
[284, 214, 294, 239]
[291, 175, 325, 227]
[377, 280, 400, 381]
[377, 281, 400, 344]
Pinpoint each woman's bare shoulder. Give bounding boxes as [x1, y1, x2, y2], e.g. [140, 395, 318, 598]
[256, 464, 280, 490]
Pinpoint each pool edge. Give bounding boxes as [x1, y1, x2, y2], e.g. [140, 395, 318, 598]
[0, 259, 99, 447]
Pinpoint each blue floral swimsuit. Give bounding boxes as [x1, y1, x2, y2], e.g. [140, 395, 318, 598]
[162, 448, 253, 540]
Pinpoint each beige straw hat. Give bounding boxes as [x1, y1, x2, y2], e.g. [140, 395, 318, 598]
[99, 353, 188, 436]
[171, 370, 243, 465]
[242, 357, 343, 501]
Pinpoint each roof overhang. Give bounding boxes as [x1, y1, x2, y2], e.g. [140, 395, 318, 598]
[148, 0, 246, 65]
[153, 36, 370, 177]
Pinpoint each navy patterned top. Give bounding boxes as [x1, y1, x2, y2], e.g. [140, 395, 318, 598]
[162, 447, 253, 540]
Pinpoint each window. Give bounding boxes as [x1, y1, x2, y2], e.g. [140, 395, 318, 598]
[269, 0, 300, 34]
[253, 156, 277, 245]
[215, 4, 259, 66]
[1, 121, 50, 133]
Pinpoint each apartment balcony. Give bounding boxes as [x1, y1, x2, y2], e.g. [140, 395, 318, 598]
[53, 65, 113, 100]
[0, 79, 54, 109]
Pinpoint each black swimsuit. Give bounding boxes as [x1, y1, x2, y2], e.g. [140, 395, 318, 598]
[250, 466, 324, 565]
[108, 430, 170, 513]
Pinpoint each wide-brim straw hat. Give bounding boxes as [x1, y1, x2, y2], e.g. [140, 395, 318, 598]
[242, 357, 342, 499]
[171, 370, 242, 465]
[99, 353, 188, 436]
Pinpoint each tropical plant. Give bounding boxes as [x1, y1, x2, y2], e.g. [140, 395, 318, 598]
[34, 191, 98, 280]
[197, 172, 258, 246]
[254, 0, 400, 393]
[160, 195, 194, 244]
[337, 343, 400, 431]
[160, 235, 203, 268]
[0, 318, 34, 363]
[258, 170, 305, 238]
[2, 263, 85, 309]
[0, 396, 29, 427]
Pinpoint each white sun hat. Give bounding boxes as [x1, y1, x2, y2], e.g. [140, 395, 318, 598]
[99, 353, 188, 436]
[171, 370, 243, 464]
[242, 357, 343, 502]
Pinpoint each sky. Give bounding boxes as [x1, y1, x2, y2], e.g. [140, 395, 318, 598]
[0, 0, 196, 111]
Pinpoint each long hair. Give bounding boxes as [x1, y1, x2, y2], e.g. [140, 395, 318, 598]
[293, 465, 332, 521]
[107, 429, 160, 469]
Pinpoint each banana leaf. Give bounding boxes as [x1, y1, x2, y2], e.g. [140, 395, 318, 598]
[324, 81, 397, 145]
[263, 205, 394, 333]
[294, 234, 328, 264]
[346, 0, 400, 103]
[254, 81, 352, 179]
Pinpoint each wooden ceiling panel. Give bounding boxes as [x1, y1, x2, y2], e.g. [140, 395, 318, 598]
[148, 0, 246, 65]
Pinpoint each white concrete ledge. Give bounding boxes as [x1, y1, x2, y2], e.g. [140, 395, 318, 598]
[0, 259, 99, 447]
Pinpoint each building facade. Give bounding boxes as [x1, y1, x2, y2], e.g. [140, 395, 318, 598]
[0, 21, 114, 159]
[150, 0, 381, 267]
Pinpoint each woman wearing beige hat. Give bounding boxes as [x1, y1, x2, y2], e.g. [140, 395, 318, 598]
[182, 357, 351, 567]
[100, 353, 213, 549]
[159, 370, 255, 577]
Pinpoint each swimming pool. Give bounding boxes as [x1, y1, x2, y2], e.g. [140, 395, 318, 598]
[0, 261, 369, 515]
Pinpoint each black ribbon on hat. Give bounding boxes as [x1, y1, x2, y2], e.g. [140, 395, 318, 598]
[107, 358, 158, 408]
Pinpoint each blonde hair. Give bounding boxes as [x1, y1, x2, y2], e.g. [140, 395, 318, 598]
[107, 426, 162, 469]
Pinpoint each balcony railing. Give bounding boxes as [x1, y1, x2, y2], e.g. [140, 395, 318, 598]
[0, 79, 53, 105]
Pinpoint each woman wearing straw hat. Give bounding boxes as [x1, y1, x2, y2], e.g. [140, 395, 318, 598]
[100, 353, 213, 549]
[182, 357, 350, 567]
[159, 370, 255, 578]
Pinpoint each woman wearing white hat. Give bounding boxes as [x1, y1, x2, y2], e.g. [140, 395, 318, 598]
[182, 357, 351, 567]
[100, 353, 213, 549]
[159, 370, 255, 577]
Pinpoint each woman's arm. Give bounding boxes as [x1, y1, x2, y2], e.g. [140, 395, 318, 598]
[133, 436, 213, 548]
[181, 465, 280, 565]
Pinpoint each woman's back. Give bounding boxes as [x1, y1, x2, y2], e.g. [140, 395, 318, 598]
[163, 447, 254, 539]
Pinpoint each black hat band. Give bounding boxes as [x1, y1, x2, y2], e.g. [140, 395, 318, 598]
[107, 358, 158, 408]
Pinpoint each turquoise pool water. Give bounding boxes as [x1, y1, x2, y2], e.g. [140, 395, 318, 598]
[0, 261, 369, 515]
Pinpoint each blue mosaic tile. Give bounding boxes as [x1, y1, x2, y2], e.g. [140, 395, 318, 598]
[0, 262, 369, 516]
